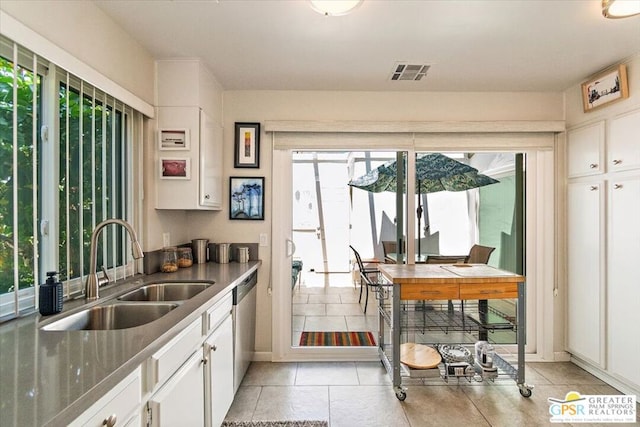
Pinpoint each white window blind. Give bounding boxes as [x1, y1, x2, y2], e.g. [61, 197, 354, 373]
[0, 34, 143, 321]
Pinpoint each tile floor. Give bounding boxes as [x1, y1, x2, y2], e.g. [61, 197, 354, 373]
[248, 271, 638, 426]
[226, 361, 639, 426]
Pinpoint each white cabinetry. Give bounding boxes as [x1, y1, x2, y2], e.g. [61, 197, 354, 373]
[156, 107, 222, 210]
[607, 174, 640, 387]
[566, 108, 640, 395]
[147, 351, 205, 427]
[204, 293, 233, 427]
[205, 315, 234, 427]
[567, 121, 605, 177]
[609, 109, 640, 172]
[143, 292, 235, 427]
[70, 367, 141, 427]
[566, 180, 605, 366]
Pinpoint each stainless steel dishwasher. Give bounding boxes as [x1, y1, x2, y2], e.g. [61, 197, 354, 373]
[232, 271, 257, 393]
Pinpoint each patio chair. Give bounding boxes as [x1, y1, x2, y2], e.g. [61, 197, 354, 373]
[425, 255, 467, 314]
[465, 244, 496, 264]
[350, 245, 381, 314]
[381, 240, 397, 263]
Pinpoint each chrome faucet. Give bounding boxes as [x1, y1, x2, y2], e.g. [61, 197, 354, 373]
[85, 218, 144, 300]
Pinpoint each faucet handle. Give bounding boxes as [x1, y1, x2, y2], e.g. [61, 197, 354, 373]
[99, 265, 111, 287]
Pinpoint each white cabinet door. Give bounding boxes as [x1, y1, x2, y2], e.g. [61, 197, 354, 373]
[567, 180, 605, 366]
[607, 174, 640, 388]
[609, 109, 640, 173]
[200, 109, 223, 209]
[148, 351, 205, 427]
[567, 121, 605, 178]
[70, 367, 141, 427]
[205, 315, 234, 427]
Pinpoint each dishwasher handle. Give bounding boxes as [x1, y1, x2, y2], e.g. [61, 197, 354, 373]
[233, 271, 257, 305]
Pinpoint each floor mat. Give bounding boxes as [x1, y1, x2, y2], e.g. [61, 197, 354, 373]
[299, 331, 376, 346]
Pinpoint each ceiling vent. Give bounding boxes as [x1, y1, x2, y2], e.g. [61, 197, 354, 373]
[390, 63, 430, 81]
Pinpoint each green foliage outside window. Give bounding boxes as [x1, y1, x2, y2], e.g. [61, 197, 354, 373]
[0, 56, 38, 294]
[1, 54, 126, 296]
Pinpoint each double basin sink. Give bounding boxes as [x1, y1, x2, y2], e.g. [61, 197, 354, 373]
[41, 282, 213, 331]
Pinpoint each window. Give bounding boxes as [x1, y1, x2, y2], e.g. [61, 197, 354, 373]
[0, 36, 141, 321]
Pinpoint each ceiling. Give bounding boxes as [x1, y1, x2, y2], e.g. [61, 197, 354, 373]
[94, 0, 640, 92]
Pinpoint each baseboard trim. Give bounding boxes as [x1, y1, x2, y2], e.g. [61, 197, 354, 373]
[252, 351, 272, 362]
[571, 356, 640, 397]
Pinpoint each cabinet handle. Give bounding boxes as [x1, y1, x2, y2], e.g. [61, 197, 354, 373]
[201, 355, 208, 365]
[589, 163, 598, 169]
[613, 159, 622, 165]
[590, 185, 598, 191]
[204, 194, 210, 199]
[102, 414, 117, 427]
[614, 184, 623, 189]
[212, 344, 218, 352]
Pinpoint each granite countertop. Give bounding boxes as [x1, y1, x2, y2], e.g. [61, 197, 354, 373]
[0, 260, 261, 427]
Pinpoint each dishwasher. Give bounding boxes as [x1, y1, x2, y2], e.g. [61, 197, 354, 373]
[232, 271, 257, 393]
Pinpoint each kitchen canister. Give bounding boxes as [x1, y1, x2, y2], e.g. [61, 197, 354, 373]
[192, 238, 209, 264]
[216, 243, 231, 264]
[237, 246, 249, 263]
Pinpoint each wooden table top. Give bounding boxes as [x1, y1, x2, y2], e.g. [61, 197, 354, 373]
[378, 263, 525, 284]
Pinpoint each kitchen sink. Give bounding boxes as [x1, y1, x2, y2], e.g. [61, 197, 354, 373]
[117, 282, 213, 302]
[40, 302, 178, 331]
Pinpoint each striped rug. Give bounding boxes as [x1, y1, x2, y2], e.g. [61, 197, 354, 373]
[299, 331, 376, 347]
[222, 422, 328, 427]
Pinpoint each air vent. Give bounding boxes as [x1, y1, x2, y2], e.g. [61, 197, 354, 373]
[390, 63, 430, 81]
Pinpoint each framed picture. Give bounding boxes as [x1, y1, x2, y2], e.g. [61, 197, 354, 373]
[234, 122, 260, 168]
[159, 128, 190, 150]
[160, 158, 191, 180]
[581, 64, 629, 112]
[229, 176, 265, 220]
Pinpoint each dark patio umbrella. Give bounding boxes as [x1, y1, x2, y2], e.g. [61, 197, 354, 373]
[348, 153, 499, 255]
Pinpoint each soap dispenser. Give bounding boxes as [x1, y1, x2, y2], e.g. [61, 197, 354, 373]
[39, 271, 63, 316]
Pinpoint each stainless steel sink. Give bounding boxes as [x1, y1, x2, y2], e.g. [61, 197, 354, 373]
[40, 303, 178, 331]
[117, 282, 212, 302]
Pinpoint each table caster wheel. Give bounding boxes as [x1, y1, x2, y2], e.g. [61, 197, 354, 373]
[396, 390, 406, 401]
[519, 386, 533, 398]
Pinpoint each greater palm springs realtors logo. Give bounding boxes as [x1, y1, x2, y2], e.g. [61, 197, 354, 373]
[548, 391, 636, 423]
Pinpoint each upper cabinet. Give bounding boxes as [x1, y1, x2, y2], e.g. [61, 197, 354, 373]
[609, 109, 640, 173]
[155, 60, 223, 211]
[567, 121, 605, 178]
[156, 107, 222, 210]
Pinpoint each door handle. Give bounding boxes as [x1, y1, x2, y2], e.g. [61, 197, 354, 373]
[286, 239, 297, 257]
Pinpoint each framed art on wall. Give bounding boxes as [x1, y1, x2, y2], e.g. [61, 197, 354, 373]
[234, 122, 260, 168]
[581, 64, 629, 112]
[160, 158, 190, 179]
[229, 176, 264, 220]
[159, 128, 190, 150]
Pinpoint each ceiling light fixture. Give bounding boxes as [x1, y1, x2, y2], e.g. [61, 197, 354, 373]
[602, 0, 640, 18]
[309, 0, 363, 16]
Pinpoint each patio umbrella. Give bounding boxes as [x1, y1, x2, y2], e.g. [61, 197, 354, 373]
[348, 153, 499, 255]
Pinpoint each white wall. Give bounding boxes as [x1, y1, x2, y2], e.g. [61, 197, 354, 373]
[186, 90, 564, 353]
[0, 0, 155, 105]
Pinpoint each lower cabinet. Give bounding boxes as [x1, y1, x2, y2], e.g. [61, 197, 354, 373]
[566, 180, 605, 366]
[70, 289, 239, 426]
[146, 351, 205, 427]
[69, 367, 141, 427]
[607, 174, 640, 388]
[205, 315, 234, 427]
[144, 292, 234, 427]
